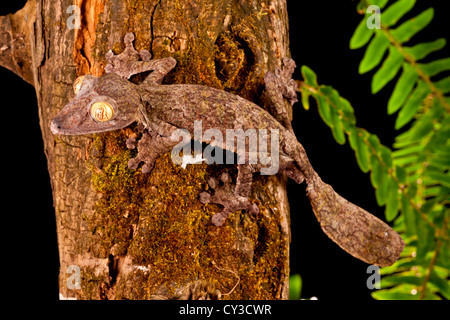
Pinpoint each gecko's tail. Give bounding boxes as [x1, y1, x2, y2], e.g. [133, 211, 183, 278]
[286, 135, 404, 266]
[305, 171, 405, 266]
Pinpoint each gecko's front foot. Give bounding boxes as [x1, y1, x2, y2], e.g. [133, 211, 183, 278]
[199, 173, 259, 226]
[126, 131, 158, 173]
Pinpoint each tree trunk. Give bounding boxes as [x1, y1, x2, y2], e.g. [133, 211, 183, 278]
[0, 0, 292, 300]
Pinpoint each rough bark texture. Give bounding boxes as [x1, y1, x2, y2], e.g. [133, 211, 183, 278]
[0, 0, 292, 299]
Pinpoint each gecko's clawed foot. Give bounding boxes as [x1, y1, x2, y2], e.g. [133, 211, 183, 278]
[262, 58, 298, 131]
[105, 32, 153, 79]
[104, 32, 177, 85]
[199, 173, 259, 226]
[278, 57, 298, 105]
[128, 157, 155, 174]
[264, 58, 298, 106]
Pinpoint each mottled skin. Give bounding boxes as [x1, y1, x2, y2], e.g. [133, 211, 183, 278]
[51, 33, 404, 266]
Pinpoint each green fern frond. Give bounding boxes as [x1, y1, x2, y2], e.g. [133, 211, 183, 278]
[351, 2, 450, 301]
[297, 0, 449, 300]
[351, 1, 449, 120]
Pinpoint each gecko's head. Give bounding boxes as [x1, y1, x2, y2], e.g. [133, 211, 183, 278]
[51, 73, 142, 135]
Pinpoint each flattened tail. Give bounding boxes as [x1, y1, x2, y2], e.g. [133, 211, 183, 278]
[305, 174, 405, 267]
[286, 137, 405, 266]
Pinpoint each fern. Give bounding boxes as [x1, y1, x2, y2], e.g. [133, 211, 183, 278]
[297, 0, 449, 300]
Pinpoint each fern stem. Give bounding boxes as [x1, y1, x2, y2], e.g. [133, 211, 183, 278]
[418, 240, 439, 299]
[418, 226, 445, 300]
[378, 27, 450, 113]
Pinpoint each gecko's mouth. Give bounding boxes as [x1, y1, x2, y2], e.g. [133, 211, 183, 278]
[50, 118, 71, 135]
[50, 116, 87, 135]
[51, 113, 136, 135]
[50, 117, 81, 135]
[50, 120, 63, 134]
[50, 102, 86, 135]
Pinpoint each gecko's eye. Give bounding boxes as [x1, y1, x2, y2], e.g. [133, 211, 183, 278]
[90, 101, 114, 122]
[73, 76, 85, 95]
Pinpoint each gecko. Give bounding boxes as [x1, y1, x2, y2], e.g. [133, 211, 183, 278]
[51, 32, 404, 267]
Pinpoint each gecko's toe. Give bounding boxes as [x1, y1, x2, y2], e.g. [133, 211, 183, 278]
[207, 177, 220, 189]
[220, 173, 232, 184]
[211, 212, 229, 227]
[128, 158, 140, 170]
[142, 162, 155, 174]
[249, 203, 259, 215]
[199, 191, 211, 204]
[124, 32, 135, 45]
[139, 49, 152, 62]
[126, 136, 138, 149]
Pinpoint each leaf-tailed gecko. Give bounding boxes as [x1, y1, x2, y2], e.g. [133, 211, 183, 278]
[51, 33, 404, 266]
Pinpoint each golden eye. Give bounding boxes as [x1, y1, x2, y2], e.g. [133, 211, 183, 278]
[73, 76, 85, 95]
[90, 102, 114, 122]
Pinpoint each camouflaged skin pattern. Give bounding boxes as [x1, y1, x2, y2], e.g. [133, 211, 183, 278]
[51, 33, 404, 266]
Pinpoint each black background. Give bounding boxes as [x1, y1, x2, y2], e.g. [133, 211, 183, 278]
[0, 0, 448, 302]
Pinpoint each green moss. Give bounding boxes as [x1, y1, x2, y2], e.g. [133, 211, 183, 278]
[127, 157, 287, 299]
[84, 130, 144, 257]
[127, 152, 224, 296]
[84, 128, 287, 299]
[240, 182, 289, 299]
[80, 267, 110, 300]
[124, 0, 153, 50]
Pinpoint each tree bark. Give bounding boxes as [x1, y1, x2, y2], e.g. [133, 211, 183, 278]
[1, 0, 292, 299]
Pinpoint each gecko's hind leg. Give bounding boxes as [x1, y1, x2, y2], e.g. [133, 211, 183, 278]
[199, 165, 259, 226]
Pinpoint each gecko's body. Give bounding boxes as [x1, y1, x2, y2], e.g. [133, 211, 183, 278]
[144, 84, 285, 133]
[51, 33, 404, 267]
